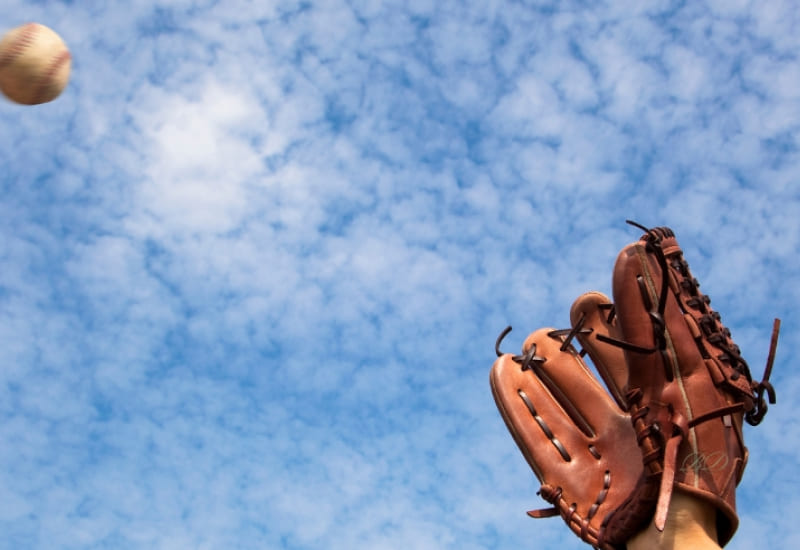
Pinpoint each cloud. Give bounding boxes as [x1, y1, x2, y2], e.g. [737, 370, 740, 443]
[0, 1, 797, 549]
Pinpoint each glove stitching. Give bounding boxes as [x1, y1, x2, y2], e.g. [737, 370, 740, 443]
[517, 389, 571, 462]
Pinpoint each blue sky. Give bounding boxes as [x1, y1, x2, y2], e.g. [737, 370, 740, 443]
[0, 1, 798, 549]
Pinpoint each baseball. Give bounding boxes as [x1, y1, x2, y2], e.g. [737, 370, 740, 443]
[0, 23, 71, 105]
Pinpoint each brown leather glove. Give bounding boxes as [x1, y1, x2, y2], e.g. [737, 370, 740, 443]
[490, 222, 780, 548]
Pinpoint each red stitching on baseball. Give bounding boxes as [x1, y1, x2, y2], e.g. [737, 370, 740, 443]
[0, 23, 38, 69]
[33, 49, 71, 104]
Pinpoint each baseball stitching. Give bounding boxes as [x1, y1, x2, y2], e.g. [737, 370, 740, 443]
[0, 23, 38, 70]
[33, 49, 71, 104]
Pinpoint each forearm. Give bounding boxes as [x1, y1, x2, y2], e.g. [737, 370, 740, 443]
[626, 491, 722, 550]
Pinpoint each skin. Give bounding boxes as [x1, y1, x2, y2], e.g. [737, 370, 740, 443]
[626, 491, 722, 550]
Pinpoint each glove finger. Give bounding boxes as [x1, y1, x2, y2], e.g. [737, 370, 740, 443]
[519, 328, 625, 439]
[570, 291, 629, 410]
[491, 327, 642, 549]
[490, 347, 587, 479]
[612, 238, 702, 384]
[613, 227, 762, 408]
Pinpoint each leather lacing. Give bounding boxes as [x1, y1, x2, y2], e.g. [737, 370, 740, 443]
[495, 325, 547, 372]
[528, 472, 613, 547]
[525, 221, 781, 537]
[496, 326, 572, 461]
[589, 221, 779, 532]
[492, 221, 780, 543]
[592, 221, 779, 426]
[518, 388, 572, 462]
[667, 247, 779, 425]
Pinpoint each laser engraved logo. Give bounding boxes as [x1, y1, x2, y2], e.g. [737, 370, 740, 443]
[680, 451, 729, 473]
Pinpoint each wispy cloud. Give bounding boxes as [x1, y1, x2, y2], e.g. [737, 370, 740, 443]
[0, 1, 797, 549]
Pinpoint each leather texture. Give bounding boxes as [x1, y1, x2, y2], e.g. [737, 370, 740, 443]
[490, 327, 641, 550]
[605, 226, 774, 546]
[489, 223, 778, 548]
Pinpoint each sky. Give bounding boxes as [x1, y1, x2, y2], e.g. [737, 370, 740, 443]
[0, 1, 798, 549]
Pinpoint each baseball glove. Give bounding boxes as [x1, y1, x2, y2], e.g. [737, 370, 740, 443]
[490, 222, 780, 548]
